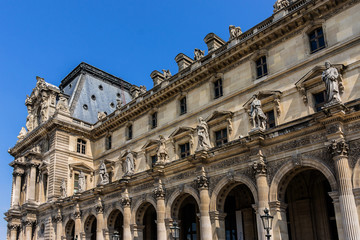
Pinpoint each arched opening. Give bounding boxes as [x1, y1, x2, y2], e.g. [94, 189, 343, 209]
[108, 209, 124, 240]
[283, 169, 338, 240]
[143, 204, 157, 240]
[65, 220, 75, 240]
[84, 215, 97, 240]
[222, 184, 257, 240]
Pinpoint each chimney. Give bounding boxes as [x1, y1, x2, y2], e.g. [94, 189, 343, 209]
[150, 70, 165, 87]
[175, 53, 193, 71]
[204, 33, 226, 53]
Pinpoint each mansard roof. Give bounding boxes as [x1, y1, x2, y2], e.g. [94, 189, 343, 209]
[59, 62, 133, 91]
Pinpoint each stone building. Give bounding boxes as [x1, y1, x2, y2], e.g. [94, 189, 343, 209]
[5, 0, 360, 239]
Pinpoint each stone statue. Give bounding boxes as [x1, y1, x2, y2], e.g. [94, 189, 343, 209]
[322, 62, 341, 104]
[194, 49, 205, 61]
[116, 99, 123, 110]
[273, 0, 290, 12]
[98, 111, 107, 120]
[99, 161, 109, 185]
[40, 92, 49, 123]
[250, 94, 267, 130]
[78, 171, 85, 192]
[17, 127, 27, 142]
[25, 105, 34, 132]
[60, 178, 67, 198]
[124, 150, 135, 176]
[162, 69, 172, 79]
[56, 96, 70, 113]
[157, 135, 168, 164]
[229, 25, 242, 40]
[140, 85, 147, 94]
[196, 117, 212, 151]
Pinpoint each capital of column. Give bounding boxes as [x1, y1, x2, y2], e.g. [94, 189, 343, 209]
[121, 197, 131, 207]
[209, 211, 227, 221]
[8, 224, 20, 231]
[13, 168, 24, 176]
[196, 167, 209, 190]
[154, 180, 165, 199]
[329, 139, 349, 158]
[23, 219, 36, 227]
[252, 159, 267, 176]
[269, 201, 287, 213]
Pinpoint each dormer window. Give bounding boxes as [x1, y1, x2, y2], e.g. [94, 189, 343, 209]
[77, 139, 86, 154]
[213, 79, 223, 99]
[309, 28, 325, 53]
[256, 56, 268, 78]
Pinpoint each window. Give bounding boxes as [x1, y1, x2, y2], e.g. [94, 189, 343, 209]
[76, 139, 86, 154]
[105, 135, 112, 150]
[180, 97, 187, 115]
[265, 110, 276, 129]
[179, 142, 190, 158]
[214, 79, 223, 99]
[309, 28, 325, 53]
[215, 128, 228, 147]
[313, 91, 326, 112]
[74, 173, 79, 194]
[127, 125, 133, 140]
[151, 155, 158, 167]
[256, 56, 268, 78]
[43, 173, 48, 199]
[151, 112, 158, 129]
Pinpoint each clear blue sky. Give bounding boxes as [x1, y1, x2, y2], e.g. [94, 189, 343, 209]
[0, 0, 273, 236]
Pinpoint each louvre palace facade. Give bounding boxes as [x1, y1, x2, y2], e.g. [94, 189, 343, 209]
[5, 0, 360, 239]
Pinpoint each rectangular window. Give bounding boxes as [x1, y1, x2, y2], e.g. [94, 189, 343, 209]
[77, 139, 86, 154]
[151, 112, 158, 129]
[265, 110, 276, 129]
[151, 155, 158, 167]
[256, 56, 268, 78]
[105, 135, 112, 150]
[313, 91, 326, 112]
[74, 173, 79, 194]
[215, 128, 228, 147]
[309, 28, 325, 53]
[214, 79, 223, 99]
[179, 142, 190, 158]
[43, 173, 48, 199]
[180, 97, 187, 115]
[127, 125, 133, 140]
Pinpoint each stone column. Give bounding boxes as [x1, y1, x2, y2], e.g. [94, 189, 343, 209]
[96, 198, 105, 240]
[27, 164, 37, 203]
[330, 140, 360, 240]
[55, 209, 63, 240]
[24, 220, 34, 240]
[329, 191, 344, 240]
[74, 204, 82, 240]
[209, 211, 226, 240]
[121, 190, 132, 240]
[269, 201, 288, 240]
[8, 224, 19, 240]
[12, 170, 23, 208]
[354, 188, 360, 227]
[154, 179, 167, 240]
[253, 157, 270, 240]
[196, 167, 212, 240]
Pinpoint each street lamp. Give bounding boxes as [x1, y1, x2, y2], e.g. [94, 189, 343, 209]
[112, 230, 120, 240]
[260, 208, 274, 240]
[170, 220, 180, 240]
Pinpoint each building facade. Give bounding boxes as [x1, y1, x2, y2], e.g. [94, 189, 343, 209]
[5, 0, 360, 239]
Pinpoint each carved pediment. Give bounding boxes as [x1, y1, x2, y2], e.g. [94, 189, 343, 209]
[120, 150, 138, 160]
[69, 162, 94, 179]
[206, 111, 234, 125]
[169, 127, 195, 139]
[142, 139, 160, 150]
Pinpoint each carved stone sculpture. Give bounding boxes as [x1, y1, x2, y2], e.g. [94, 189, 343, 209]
[273, 0, 290, 12]
[157, 135, 168, 164]
[194, 49, 205, 61]
[153, 179, 165, 199]
[17, 127, 27, 142]
[99, 161, 109, 185]
[60, 178, 67, 198]
[229, 25, 242, 40]
[322, 62, 341, 105]
[140, 85, 147, 94]
[56, 96, 70, 113]
[98, 111, 107, 121]
[130, 86, 140, 98]
[123, 150, 135, 176]
[162, 69, 172, 79]
[26, 105, 34, 132]
[78, 171, 85, 192]
[40, 92, 49, 123]
[116, 99, 123, 110]
[250, 94, 267, 130]
[196, 117, 212, 151]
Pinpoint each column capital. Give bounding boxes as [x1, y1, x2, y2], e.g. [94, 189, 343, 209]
[269, 201, 287, 213]
[196, 167, 209, 190]
[252, 159, 267, 176]
[154, 179, 165, 199]
[209, 211, 227, 221]
[13, 168, 24, 176]
[8, 223, 20, 231]
[121, 197, 131, 207]
[329, 139, 349, 158]
[23, 219, 36, 227]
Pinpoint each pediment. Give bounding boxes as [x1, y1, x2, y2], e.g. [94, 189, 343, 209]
[142, 139, 159, 150]
[169, 127, 195, 139]
[243, 90, 282, 108]
[120, 150, 138, 159]
[69, 162, 94, 173]
[206, 111, 234, 123]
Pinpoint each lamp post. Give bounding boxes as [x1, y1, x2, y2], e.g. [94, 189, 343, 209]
[260, 208, 274, 240]
[112, 230, 120, 240]
[170, 220, 180, 240]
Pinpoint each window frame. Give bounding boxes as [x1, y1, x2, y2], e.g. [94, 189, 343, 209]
[76, 139, 86, 154]
[179, 142, 191, 158]
[213, 78, 223, 99]
[127, 124, 133, 140]
[151, 112, 158, 129]
[313, 91, 326, 112]
[265, 110, 276, 129]
[255, 56, 268, 79]
[105, 135, 112, 150]
[309, 27, 326, 54]
[179, 96, 187, 115]
[215, 128, 228, 147]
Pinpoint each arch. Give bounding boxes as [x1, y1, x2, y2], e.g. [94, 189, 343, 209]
[353, 157, 360, 188]
[104, 205, 123, 221]
[64, 219, 75, 240]
[210, 174, 258, 212]
[131, 197, 157, 225]
[165, 185, 200, 219]
[83, 214, 97, 238]
[269, 157, 337, 202]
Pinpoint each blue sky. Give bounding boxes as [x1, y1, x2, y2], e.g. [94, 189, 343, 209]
[0, 0, 273, 236]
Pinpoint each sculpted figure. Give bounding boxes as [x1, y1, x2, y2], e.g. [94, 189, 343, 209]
[196, 117, 212, 151]
[157, 135, 168, 163]
[78, 171, 85, 192]
[56, 96, 70, 113]
[273, 0, 290, 12]
[60, 179, 67, 198]
[140, 85, 147, 94]
[116, 99, 123, 110]
[98, 111, 107, 120]
[99, 161, 109, 185]
[162, 69, 172, 79]
[322, 62, 341, 104]
[250, 94, 267, 130]
[124, 150, 135, 176]
[194, 49, 205, 61]
[130, 86, 140, 98]
[17, 127, 27, 142]
[229, 25, 242, 40]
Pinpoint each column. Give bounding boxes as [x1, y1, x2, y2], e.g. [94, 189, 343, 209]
[330, 140, 360, 240]
[329, 191, 344, 240]
[269, 201, 288, 240]
[154, 179, 167, 240]
[121, 193, 132, 240]
[74, 204, 82, 240]
[209, 211, 227, 240]
[196, 167, 212, 240]
[12, 170, 23, 208]
[24, 220, 34, 240]
[55, 209, 63, 240]
[8, 224, 19, 240]
[27, 164, 37, 203]
[253, 159, 270, 240]
[96, 198, 105, 240]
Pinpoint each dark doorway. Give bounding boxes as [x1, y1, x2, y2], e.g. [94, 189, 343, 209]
[143, 204, 157, 240]
[178, 195, 200, 240]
